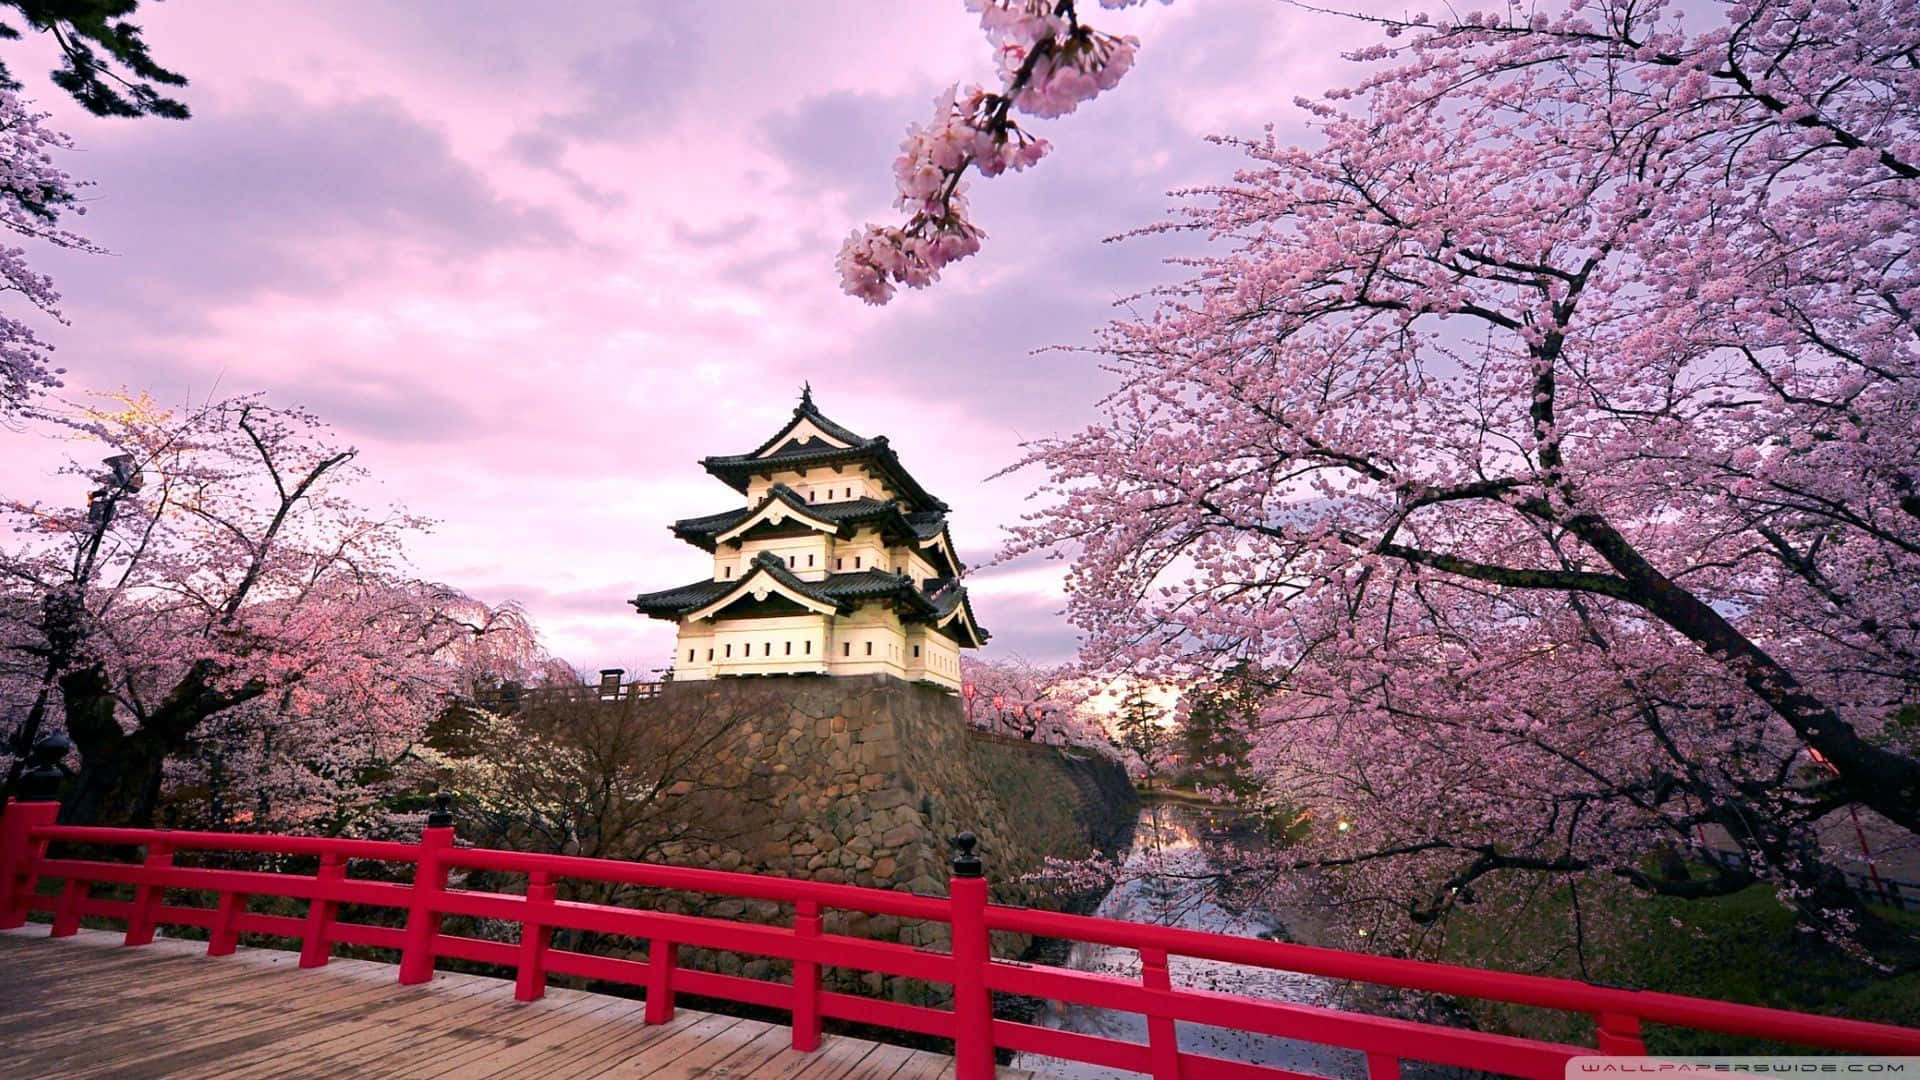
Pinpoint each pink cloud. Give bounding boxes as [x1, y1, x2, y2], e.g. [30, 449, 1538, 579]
[0, 0, 1385, 670]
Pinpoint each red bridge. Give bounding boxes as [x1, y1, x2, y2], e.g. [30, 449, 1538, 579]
[3, 796, 1917, 1079]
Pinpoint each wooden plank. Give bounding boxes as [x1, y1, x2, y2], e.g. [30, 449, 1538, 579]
[399, 996, 644, 1080]
[330, 980, 570, 1078]
[179, 970, 514, 1078]
[30, 953, 484, 1079]
[7, 960, 368, 1063]
[0, 928, 1005, 1080]
[780, 1034, 894, 1080]
[889, 1049, 960, 1080]
[570, 1011, 751, 1080]
[381, 993, 638, 1079]
[483, 996, 688, 1080]
[703, 1022, 798, 1078]
[21, 944, 367, 1020]
[26, 969, 451, 1079]
[625, 1015, 781, 1078]
[841, 1040, 921, 1080]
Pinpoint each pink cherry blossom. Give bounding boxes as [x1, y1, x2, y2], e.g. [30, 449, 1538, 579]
[838, 1, 1146, 303]
[1000, 0, 1920, 952]
[0, 88, 98, 418]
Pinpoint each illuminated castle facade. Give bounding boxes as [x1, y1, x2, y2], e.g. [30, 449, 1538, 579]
[630, 389, 988, 690]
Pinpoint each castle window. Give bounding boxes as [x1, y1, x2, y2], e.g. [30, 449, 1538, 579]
[807, 554, 815, 567]
[805, 640, 812, 654]
[809, 490, 816, 501]
[835, 557, 843, 570]
[725, 644, 732, 657]
[764, 642, 772, 656]
[842, 642, 850, 657]
[854, 556, 862, 569]
[688, 649, 695, 662]
[913, 645, 921, 658]
[707, 648, 714, 661]
[788, 556, 795, 568]
[785, 641, 792, 655]
[865, 641, 873, 656]
[724, 565, 733, 578]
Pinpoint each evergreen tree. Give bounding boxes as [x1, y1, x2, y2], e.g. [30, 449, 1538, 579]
[1178, 662, 1261, 799]
[0, 0, 189, 118]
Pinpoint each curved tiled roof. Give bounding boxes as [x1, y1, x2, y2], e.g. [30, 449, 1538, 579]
[671, 484, 939, 552]
[632, 550, 975, 630]
[904, 511, 948, 541]
[925, 577, 990, 646]
[628, 577, 733, 616]
[700, 397, 948, 513]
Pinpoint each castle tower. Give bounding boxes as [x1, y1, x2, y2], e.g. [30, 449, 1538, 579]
[630, 388, 988, 690]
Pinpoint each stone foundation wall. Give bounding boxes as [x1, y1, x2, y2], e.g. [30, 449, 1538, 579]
[636, 675, 1136, 997]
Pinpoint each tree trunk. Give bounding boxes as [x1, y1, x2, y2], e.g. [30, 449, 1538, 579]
[56, 662, 169, 826]
[60, 730, 169, 826]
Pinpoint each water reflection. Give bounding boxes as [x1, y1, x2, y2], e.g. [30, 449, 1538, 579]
[1012, 803, 1363, 1079]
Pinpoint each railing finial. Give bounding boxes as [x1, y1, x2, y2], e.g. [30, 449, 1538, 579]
[18, 732, 71, 802]
[949, 831, 982, 878]
[427, 790, 454, 830]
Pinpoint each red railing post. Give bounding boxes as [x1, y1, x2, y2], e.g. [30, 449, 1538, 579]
[1365, 1053, 1404, 1080]
[398, 795, 456, 985]
[644, 937, 678, 1024]
[0, 799, 60, 929]
[1141, 947, 1183, 1080]
[300, 852, 345, 968]
[515, 870, 555, 1002]
[1596, 1011, 1648, 1055]
[124, 836, 172, 946]
[791, 899, 822, 1052]
[208, 889, 250, 955]
[949, 832, 993, 1080]
[50, 876, 84, 937]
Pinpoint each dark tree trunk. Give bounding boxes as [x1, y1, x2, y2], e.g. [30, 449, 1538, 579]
[61, 729, 169, 827]
[57, 662, 167, 826]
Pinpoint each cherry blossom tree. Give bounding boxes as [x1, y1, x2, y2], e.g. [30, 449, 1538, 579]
[0, 393, 541, 827]
[960, 651, 1116, 750]
[997, 0, 1920, 946]
[837, 0, 1153, 303]
[0, 2, 186, 416]
[0, 87, 93, 419]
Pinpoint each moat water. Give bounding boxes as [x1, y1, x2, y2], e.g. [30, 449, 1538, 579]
[1010, 802, 1364, 1079]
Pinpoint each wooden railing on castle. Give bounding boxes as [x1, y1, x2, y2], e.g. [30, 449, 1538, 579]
[3, 796, 1918, 1080]
[468, 672, 662, 713]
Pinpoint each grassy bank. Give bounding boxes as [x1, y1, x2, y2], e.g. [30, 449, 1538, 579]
[1432, 880, 1920, 1051]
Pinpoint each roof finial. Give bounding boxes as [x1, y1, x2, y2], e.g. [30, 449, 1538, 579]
[799, 381, 814, 412]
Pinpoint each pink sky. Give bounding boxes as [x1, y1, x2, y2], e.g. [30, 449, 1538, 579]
[0, 1, 1378, 674]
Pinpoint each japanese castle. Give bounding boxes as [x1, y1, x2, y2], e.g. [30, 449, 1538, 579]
[630, 388, 988, 690]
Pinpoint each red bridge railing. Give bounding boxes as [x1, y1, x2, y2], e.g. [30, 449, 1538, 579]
[3, 796, 1917, 1079]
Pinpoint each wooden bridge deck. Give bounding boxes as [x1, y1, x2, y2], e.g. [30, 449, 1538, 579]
[0, 927, 1041, 1079]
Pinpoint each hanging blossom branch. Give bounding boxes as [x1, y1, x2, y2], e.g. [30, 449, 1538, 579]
[836, 0, 1154, 304]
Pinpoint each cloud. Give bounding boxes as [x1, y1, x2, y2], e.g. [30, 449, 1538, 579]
[502, 128, 630, 210]
[48, 86, 577, 324]
[672, 215, 761, 250]
[506, 129, 566, 168]
[971, 588, 1081, 665]
[538, 13, 707, 143]
[274, 364, 483, 445]
[760, 90, 917, 210]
